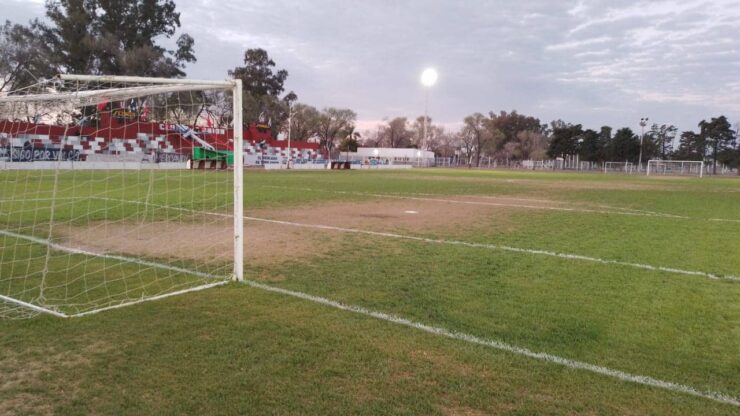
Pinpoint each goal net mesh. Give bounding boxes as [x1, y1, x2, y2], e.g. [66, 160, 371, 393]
[604, 161, 634, 173]
[647, 160, 704, 176]
[0, 76, 239, 318]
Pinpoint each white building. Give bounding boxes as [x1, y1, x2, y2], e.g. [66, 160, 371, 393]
[341, 147, 435, 166]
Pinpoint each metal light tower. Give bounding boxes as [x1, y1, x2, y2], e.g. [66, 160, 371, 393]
[638, 117, 648, 171]
[420, 68, 438, 154]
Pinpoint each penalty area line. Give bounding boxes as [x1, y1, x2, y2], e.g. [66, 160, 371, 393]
[244, 280, 740, 407]
[242, 216, 740, 283]
[86, 198, 740, 282]
[68, 280, 230, 318]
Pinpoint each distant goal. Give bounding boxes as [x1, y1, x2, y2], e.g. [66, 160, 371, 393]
[604, 161, 634, 174]
[0, 74, 244, 319]
[646, 160, 704, 177]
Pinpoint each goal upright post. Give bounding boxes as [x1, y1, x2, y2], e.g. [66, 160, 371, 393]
[232, 79, 244, 281]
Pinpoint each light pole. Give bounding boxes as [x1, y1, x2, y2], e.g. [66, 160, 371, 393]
[420, 68, 438, 152]
[638, 117, 648, 171]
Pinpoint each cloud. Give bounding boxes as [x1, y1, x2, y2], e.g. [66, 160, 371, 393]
[1, 0, 738, 132]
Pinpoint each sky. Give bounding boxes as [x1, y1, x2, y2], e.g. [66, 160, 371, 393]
[3, 0, 740, 134]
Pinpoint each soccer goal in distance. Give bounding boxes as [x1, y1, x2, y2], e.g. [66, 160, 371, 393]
[0, 74, 244, 319]
[603, 161, 634, 174]
[646, 160, 704, 177]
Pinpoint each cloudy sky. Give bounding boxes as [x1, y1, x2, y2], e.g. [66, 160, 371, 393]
[3, 0, 740, 133]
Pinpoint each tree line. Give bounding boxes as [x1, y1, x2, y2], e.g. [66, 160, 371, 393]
[0, 0, 359, 156]
[1, 1, 738, 170]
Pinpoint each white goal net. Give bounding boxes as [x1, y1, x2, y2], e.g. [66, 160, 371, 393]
[0, 74, 243, 319]
[646, 160, 704, 177]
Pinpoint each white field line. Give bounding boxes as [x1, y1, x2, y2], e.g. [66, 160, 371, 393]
[245, 280, 740, 407]
[68, 280, 229, 318]
[0, 229, 229, 318]
[260, 185, 689, 219]
[0, 293, 68, 318]
[273, 187, 669, 216]
[242, 216, 740, 283]
[709, 218, 740, 224]
[2, 201, 737, 405]
[87, 197, 740, 282]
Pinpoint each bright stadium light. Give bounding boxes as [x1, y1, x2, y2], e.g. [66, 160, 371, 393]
[420, 68, 438, 87]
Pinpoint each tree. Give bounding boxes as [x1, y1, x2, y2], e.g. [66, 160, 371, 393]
[488, 110, 545, 149]
[229, 49, 288, 97]
[382, 117, 413, 148]
[578, 129, 601, 162]
[699, 116, 735, 174]
[409, 115, 430, 148]
[646, 124, 678, 159]
[609, 128, 640, 163]
[514, 130, 548, 161]
[673, 131, 704, 161]
[285, 103, 321, 142]
[462, 113, 490, 166]
[229, 48, 295, 130]
[0, 20, 58, 92]
[316, 108, 356, 156]
[337, 126, 360, 153]
[547, 123, 583, 158]
[41, 0, 196, 77]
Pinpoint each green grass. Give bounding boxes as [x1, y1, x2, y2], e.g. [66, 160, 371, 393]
[1, 168, 739, 414]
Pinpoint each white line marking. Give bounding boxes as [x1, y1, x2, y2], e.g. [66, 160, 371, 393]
[68, 280, 229, 318]
[89, 197, 740, 282]
[242, 216, 740, 283]
[245, 280, 740, 407]
[260, 185, 689, 219]
[404, 210, 418, 214]
[709, 218, 740, 223]
[0, 293, 68, 318]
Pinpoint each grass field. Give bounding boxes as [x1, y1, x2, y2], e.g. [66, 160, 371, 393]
[1, 168, 739, 414]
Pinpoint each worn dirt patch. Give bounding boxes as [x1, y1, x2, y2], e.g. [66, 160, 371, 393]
[59, 217, 339, 267]
[247, 197, 508, 236]
[56, 197, 506, 268]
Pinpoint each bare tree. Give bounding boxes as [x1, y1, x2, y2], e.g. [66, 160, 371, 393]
[462, 113, 491, 166]
[284, 103, 321, 141]
[382, 117, 413, 148]
[316, 107, 356, 156]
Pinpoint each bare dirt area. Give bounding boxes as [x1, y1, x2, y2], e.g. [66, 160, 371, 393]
[57, 197, 511, 268]
[246, 197, 515, 236]
[59, 217, 341, 267]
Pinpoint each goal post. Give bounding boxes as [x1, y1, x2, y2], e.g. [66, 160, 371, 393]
[604, 161, 634, 174]
[0, 74, 244, 319]
[646, 160, 704, 177]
